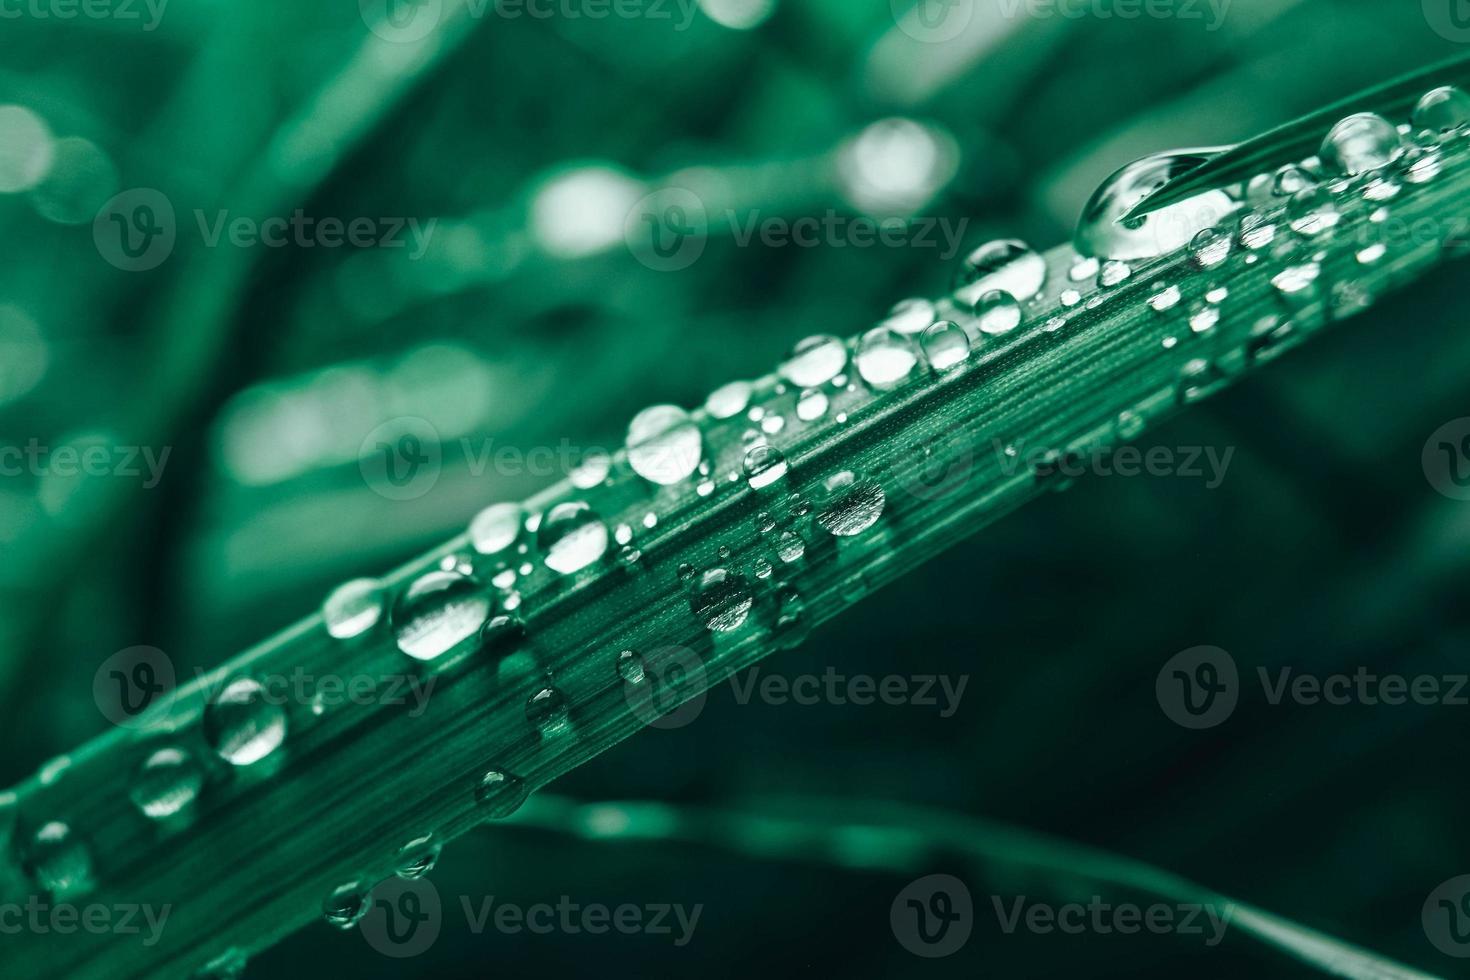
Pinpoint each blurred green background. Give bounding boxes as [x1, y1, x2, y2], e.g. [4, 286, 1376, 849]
[3, 0, 1470, 975]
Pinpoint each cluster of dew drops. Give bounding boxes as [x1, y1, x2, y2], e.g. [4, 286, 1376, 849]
[10, 88, 1470, 977]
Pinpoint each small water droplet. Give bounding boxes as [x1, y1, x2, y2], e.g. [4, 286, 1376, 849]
[1188, 226, 1232, 269]
[1287, 187, 1340, 237]
[1321, 112, 1403, 176]
[131, 747, 204, 819]
[1357, 242, 1386, 264]
[1413, 85, 1470, 136]
[1099, 260, 1132, 287]
[617, 650, 646, 683]
[538, 502, 609, 574]
[779, 335, 847, 388]
[569, 450, 612, 489]
[1060, 289, 1082, 307]
[796, 387, 829, 421]
[1068, 256, 1100, 282]
[1148, 285, 1181, 312]
[525, 686, 570, 735]
[1405, 150, 1443, 184]
[322, 578, 385, 639]
[776, 531, 806, 562]
[920, 320, 970, 370]
[1272, 262, 1322, 302]
[393, 570, 493, 661]
[878, 297, 936, 335]
[753, 557, 773, 579]
[815, 471, 886, 537]
[705, 380, 753, 419]
[743, 444, 790, 489]
[1239, 214, 1277, 251]
[469, 503, 523, 556]
[760, 413, 785, 435]
[475, 770, 528, 818]
[1272, 164, 1316, 197]
[953, 239, 1046, 303]
[25, 821, 93, 899]
[975, 289, 1023, 335]
[324, 883, 368, 929]
[1114, 410, 1146, 440]
[395, 836, 441, 880]
[204, 678, 287, 766]
[627, 405, 702, 485]
[691, 568, 753, 632]
[855, 328, 919, 389]
[1189, 305, 1221, 333]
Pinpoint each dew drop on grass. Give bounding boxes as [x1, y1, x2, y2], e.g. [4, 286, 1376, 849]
[475, 770, 528, 818]
[1074, 148, 1237, 260]
[855, 327, 918, 388]
[1068, 256, 1100, 282]
[395, 836, 441, 880]
[204, 678, 287, 766]
[1320, 113, 1403, 176]
[616, 650, 645, 683]
[743, 444, 789, 489]
[1413, 85, 1470, 136]
[392, 570, 492, 661]
[324, 883, 368, 929]
[24, 821, 92, 899]
[1272, 262, 1322, 304]
[627, 405, 702, 485]
[779, 335, 847, 387]
[131, 747, 204, 819]
[1405, 151, 1443, 185]
[815, 471, 886, 537]
[878, 297, 936, 335]
[469, 502, 522, 556]
[777, 531, 806, 562]
[691, 568, 753, 632]
[569, 450, 611, 489]
[974, 289, 1022, 336]
[1239, 215, 1277, 250]
[1188, 226, 1232, 269]
[1099, 260, 1132, 287]
[1287, 187, 1340, 237]
[525, 686, 570, 735]
[953, 239, 1046, 303]
[322, 578, 385, 639]
[920, 320, 969, 369]
[538, 501, 609, 574]
[705, 380, 752, 419]
[1148, 285, 1181, 312]
[796, 387, 828, 421]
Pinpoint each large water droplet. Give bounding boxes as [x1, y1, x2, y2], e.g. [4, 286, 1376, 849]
[392, 570, 493, 661]
[204, 678, 287, 766]
[469, 502, 523, 556]
[743, 444, 789, 489]
[920, 320, 970, 369]
[1074, 147, 1238, 260]
[953, 239, 1046, 306]
[779, 335, 848, 388]
[705, 381, 752, 420]
[395, 836, 441, 880]
[1320, 113, 1403, 176]
[974, 290, 1022, 336]
[878, 297, 937, 335]
[691, 568, 753, 632]
[627, 405, 702, 485]
[322, 578, 385, 639]
[855, 327, 918, 388]
[324, 883, 369, 929]
[815, 471, 886, 537]
[538, 501, 609, 574]
[24, 821, 92, 899]
[1413, 85, 1470, 136]
[131, 747, 204, 819]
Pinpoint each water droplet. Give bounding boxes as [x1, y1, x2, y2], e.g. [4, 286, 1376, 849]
[642, 512, 658, 529]
[921, 320, 969, 369]
[1068, 256, 1100, 282]
[1272, 164, 1316, 197]
[569, 450, 611, 489]
[1413, 85, 1470, 136]
[1188, 226, 1232, 269]
[392, 570, 493, 661]
[324, 883, 368, 929]
[538, 502, 609, 574]
[878, 297, 936, 335]
[1405, 150, 1443, 184]
[776, 531, 806, 562]
[525, 686, 570, 735]
[475, 770, 528, 818]
[1239, 214, 1277, 250]
[1114, 410, 1145, 440]
[1060, 289, 1082, 308]
[627, 405, 702, 485]
[322, 578, 385, 639]
[1272, 262, 1322, 302]
[1075, 147, 1238, 260]
[1148, 285, 1181, 312]
[1287, 187, 1340, 237]
[855, 328, 919, 388]
[616, 650, 646, 683]
[204, 678, 287, 766]
[1357, 242, 1386, 264]
[796, 387, 829, 421]
[691, 568, 754, 632]
[1189, 305, 1220, 333]
[25, 821, 92, 899]
[705, 381, 752, 420]
[1099, 260, 1132, 287]
[743, 444, 789, 489]
[753, 557, 774, 579]
[779, 335, 848, 388]
[1206, 286, 1229, 304]
[395, 836, 441, 880]
[954, 239, 1046, 304]
[975, 289, 1023, 335]
[815, 471, 886, 537]
[469, 503, 523, 556]
[131, 747, 204, 819]
[1321, 113, 1403, 176]
[760, 413, 785, 435]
